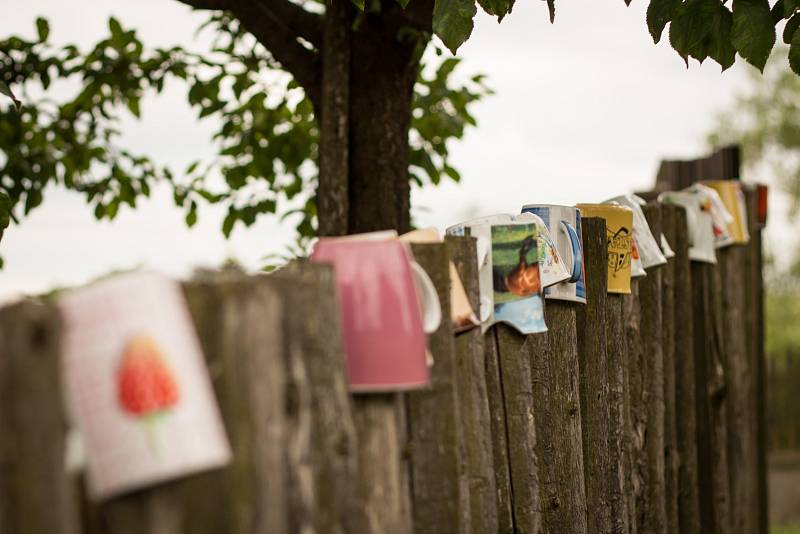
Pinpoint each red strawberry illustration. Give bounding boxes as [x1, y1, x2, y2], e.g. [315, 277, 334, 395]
[117, 334, 180, 451]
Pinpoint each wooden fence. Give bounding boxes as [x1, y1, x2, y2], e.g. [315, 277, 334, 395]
[0, 187, 766, 534]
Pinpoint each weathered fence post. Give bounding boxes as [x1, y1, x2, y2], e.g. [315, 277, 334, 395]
[526, 303, 587, 533]
[744, 188, 769, 534]
[639, 203, 668, 534]
[717, 215, 760, 534]
[267, 264, 361, 534]
[405, 243, 469, 533]
[0, 301, 81, 534]
[575, 217, 614, 533]
[659, 205, 679, 534]
[622, 279, 643, 532]
[670, 206, 702, 534]
[606, 295, 633, 532]
[446, 236, 500, 534]
[482, 325, 516, 533]
[491, 324, 542, 534]
[692, 260, 732, 534]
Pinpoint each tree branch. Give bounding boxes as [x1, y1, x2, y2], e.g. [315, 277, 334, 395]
[175, 0, 322, 107]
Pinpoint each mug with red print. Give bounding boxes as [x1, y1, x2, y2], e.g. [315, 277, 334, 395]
[59, 272, 231, 500]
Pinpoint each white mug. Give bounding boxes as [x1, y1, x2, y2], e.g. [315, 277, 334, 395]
[683, 184, 735, 249]
[658, 191, 717, 264]
[520, 204, 586, 304]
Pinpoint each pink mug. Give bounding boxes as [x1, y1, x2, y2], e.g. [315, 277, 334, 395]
[311, 239, 437, 392]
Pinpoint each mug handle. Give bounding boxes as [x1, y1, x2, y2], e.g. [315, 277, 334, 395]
[560, 220, 583, 283]
[410, 261, 442, 334]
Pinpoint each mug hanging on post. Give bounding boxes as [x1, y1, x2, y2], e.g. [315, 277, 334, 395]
[703, 180, 750, 244]
[658, 191, 718, 264]
[576, 203, 634, 294]
[311, 239, 439, 392]
[605, 194, 668, 270]
[519, 204, 586, 304]
[58, 272, 232, 501]
[447, 213, 570, 289]
[683, 183, 735, 249]
[446, 218, 548, 334]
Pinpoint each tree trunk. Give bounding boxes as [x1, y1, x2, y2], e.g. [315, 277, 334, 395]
[318, 0, 429, 235]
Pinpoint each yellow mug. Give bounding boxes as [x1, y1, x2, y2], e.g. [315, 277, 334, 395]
[703, 180, 750, 244]
[576, 204, 634, 294]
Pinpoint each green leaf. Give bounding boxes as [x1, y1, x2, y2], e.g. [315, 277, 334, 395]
[222, 210, 236, 237]
[127, 98, 141, 118]
[647, 0, 681, 44]
[477, 0, 514, 20]
[790, 25, 800, 74]
[36, 17, 50, 42]
[433, 0, 477, 54]
[186, 203, 198, 227]
[784, 13, 800, 44]
[731, 0, 776, 71]
[709, 5, 736, 70]
[0, 191, 11, 242]
[669, 0, 719, 64]
[351, 0, 365, 10]
[0, 81, 20, 109]
[109, 17, 124, 38]
[396, 0, 410, 7]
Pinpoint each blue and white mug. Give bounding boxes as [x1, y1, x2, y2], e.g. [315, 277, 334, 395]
[520, 204, 586, 303]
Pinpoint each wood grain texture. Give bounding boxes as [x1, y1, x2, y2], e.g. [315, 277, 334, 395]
[352, 394, 411, 534]
[269, 263, 360, 534]
[639, 204, 667, 534]
[622, 280, 643, 533]
[406, 243, 469, 534]
[744, 188, 768, 534]
[482, 327, 516, 533]
[671, 208, 701, 534]
[493, 324, 542, 534]
[0, 300, 81, 534]
[691, 261, 731, 534]
[447, 236, 499, 534]
[718, 240, 759, 534]
[606, 291, 633, 534]
[659, 205, 679, 534]
[526, 302, 587, 534]
[575, 217, 613, 534]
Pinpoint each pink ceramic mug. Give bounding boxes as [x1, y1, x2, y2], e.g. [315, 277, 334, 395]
[311, 239, 437, 392]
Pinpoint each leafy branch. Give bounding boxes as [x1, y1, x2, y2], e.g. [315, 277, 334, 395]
[0, 14, 488, 241]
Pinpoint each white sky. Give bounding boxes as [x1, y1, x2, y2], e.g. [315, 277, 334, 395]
[0, 0, 792, 303]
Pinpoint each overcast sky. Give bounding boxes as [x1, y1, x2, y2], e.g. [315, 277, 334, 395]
[0, 0, 791, 303]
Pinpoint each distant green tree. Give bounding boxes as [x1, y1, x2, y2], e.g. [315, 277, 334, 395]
[709, 46, 800, 214]
[1, 0, 798, 255]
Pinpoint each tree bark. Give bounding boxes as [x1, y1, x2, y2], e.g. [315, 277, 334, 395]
[318, 0, 351, 236]
[318, 0, 434, 234]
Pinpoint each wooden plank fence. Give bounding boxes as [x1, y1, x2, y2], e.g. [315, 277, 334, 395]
[0, 174, 768, 533]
